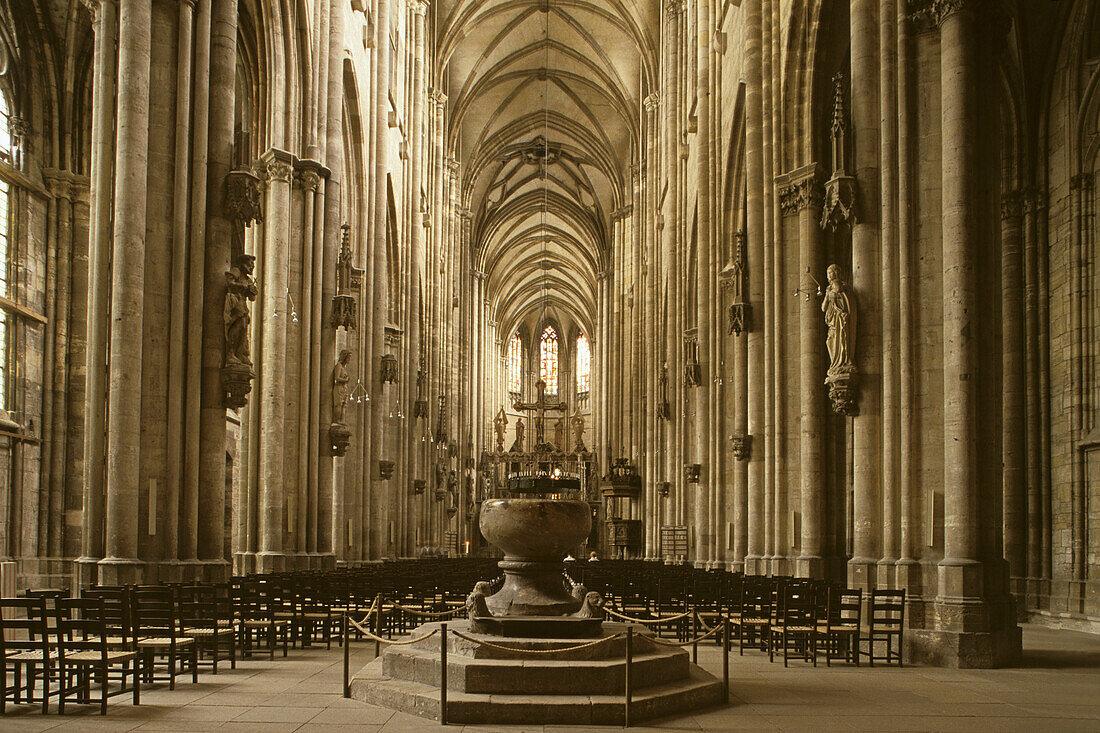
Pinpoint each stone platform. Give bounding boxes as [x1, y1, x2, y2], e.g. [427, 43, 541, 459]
[349, 620, 726, 725]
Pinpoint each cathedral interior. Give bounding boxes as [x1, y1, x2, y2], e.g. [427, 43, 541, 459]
[1, 0, 1099, 678]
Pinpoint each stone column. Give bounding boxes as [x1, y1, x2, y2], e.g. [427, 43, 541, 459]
[743, 0, 765, 575]
[695, 0, 715, 569]
[895, 0, 921, 592]
[1001, 190, 1026, 580]
[79, 0, 117, 584]
[165, 0, 196, 563]
[318, 0, 346, 561]
[643, 94, 659, 559]
[926, 1, 1020, 665]
[878, 0, 901, 585]
[848, 0, 882, 591]
[256, 149, 294, 572]
[789, 166, 825, 579]
[197, 0, 238, 575]
[99, 0, 151, 587]
[183, 0, 210, 565]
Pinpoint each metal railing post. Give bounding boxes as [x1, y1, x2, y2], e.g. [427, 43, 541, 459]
[722, 616, 730, 704]
[374, 593, 382, 658]
[343, 613, 350, 698]
[624, 628, 633, 728]
[440, 622, 448, 725]
[692, 609, 699, 664]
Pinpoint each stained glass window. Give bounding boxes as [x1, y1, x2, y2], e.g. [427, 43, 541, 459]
[0, 90, 11, 164]
[539, 326, 558, 395]
[507, 333, 522, 394]
[576, 334, 590, 395]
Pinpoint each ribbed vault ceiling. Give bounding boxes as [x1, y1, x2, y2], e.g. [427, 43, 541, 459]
[438, 0, 657, 341]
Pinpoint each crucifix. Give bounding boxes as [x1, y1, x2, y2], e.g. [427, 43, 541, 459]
[512, 379, 568, 451]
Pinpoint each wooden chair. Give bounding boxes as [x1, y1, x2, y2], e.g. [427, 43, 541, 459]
[862, 589, 905, 666]
[818, 587, 861, 666]
[733, 579, 772, 655]
[769, 584, 817, 667]
[0, 597, 56, 713]
[234, 581, 290, 659]
[54, 598, 140, 715]
[179, 585, 236, 674]
[132, 586, 197, 689]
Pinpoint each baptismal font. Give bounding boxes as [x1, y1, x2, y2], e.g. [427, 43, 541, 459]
[468, 380, 604, 636]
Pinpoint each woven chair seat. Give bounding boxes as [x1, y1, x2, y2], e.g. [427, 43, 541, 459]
[772, 624, 815, 633]
[301, 612, 330, 620]
[7, 649, 57, 661]
[742, 617, 770, 624]
[184, 627, 235, 637]
[242, 619, 289, 628]
[138, 636, 196, 647]
[64, 650, 138, 663]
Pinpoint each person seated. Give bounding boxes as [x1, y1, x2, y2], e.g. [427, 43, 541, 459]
[588, 551, 600, 562]
[564, 553, 576, 562]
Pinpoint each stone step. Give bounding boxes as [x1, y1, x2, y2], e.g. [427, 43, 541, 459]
[351, 657, 726, 726]
[382, 642, 691, 695]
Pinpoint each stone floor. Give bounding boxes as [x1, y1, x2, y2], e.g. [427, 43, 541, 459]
[2, 624, 1098, 732]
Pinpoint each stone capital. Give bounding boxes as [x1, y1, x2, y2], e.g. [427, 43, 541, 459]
[429, 88, 448, 108]
[1000, 190, 1023, 221]
[408, 0, 428, 15]
[611, 205, 633, 222]
[299, 170, 322, 192]
[643, 93, 661, 113]
[777, 165, 825, 215]
[42, 169, 77, 200]
[260, 148, 295, 183]
[444, 157, 460, 174]
[1023, 188, 1047, 215]
[1070, 172, 1094, 192]
[665, 0, 685, 21]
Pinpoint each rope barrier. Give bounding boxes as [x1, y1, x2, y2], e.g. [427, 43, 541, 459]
[450, 630, 623, 656]
[603, 606, 694, 624]
[345, 615, 440, 646]
[647, 621, 723, 647]
[388, 601, 467, 619]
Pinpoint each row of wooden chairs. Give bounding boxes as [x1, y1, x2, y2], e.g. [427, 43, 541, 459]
[575, 562, 906, 668]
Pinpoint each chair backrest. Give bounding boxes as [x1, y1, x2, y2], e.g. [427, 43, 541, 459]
[828, 587, 862, 628]
[0, 597, 51, 655]
[56, 597, 109, 655]
[779, 585, 815, 626]
[83, 586, 132, 642]
[870, 589, 905, 629]
[132, 585, 179, 637]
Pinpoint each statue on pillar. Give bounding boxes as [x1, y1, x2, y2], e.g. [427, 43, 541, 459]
[822, 263, 858, 416]
[224, 254, 257, 367]
[332, 350, 352, 424]
[222, 254, 258, 409]
[329, 349, 353, 456]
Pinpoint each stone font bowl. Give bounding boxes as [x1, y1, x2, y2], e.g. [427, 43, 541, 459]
[479, 498, 591, 561]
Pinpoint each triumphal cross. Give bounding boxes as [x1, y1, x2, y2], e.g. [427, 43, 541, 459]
[512, 379, 568, 451]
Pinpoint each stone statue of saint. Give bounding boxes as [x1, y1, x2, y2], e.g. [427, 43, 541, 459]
[332, 349, 352, 424]
[554, 416, 566, 451]
[571, 410, 585, 450]
[224, 254, 258, 367]
[493, 407, 507, 452]
[822, 263, 855, 378]
[510, 418, 525, 453]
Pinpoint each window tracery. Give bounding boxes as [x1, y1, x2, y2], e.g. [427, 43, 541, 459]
[539, 325, 558, 395]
